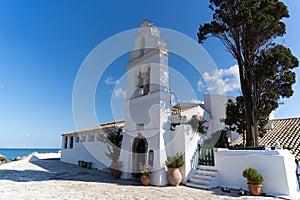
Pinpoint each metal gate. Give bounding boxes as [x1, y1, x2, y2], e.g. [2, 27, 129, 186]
[199, 145, 215, 166]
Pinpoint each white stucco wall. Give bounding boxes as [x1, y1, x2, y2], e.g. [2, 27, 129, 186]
[164, 124, 204, 183]
[180, 106, 204, 121]
[215, 149, 300, 197]
[125, 93, 161, 131]
[60, 138, 111, 170]
[204, 94, 233, 134]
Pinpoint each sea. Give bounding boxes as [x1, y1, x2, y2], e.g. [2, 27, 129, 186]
[0, 148, 60, 161]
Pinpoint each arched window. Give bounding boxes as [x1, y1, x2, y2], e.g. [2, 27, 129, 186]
[140, 36, 145, 56]
[69, 136, 74, 149]
[144, 64, 150, 95]
[64, 136, 68, 149]
[148, 150, 154, 166]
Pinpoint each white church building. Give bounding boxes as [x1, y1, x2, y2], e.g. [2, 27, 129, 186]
[61, 20, 299, 198]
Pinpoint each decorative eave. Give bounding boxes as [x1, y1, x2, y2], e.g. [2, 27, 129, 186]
[126, 48, 169, 68]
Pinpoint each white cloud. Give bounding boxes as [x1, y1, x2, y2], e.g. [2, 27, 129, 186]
[189, 99, 204, 104]
[198, 65, 241, 95]
[197, 79, 207, 92]
[113, 88, 127, 99]
[105, 76, 120, 85]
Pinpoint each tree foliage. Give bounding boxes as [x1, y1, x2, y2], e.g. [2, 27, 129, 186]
[225, 97, 246, 145]
[188, 115, 207, 133]
[214, 130, 229, 148]
[97, 127, 123, 162]
[225, 96, 268, 146]
[198, 0, 299, 146]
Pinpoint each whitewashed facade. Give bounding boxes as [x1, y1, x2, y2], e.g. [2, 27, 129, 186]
[61, 20, 225, 186]
[61, 121, 125, 169]
[60, 20, 299, 198]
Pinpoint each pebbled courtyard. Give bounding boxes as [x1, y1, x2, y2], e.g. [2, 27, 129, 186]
[0, 153, 281, 200]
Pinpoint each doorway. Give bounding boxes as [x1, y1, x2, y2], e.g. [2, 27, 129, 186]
[132, 136, 148, 177]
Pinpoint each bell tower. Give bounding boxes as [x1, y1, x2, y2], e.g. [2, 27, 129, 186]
[120, 19, 171, 186]
[125, 19, 171, 131]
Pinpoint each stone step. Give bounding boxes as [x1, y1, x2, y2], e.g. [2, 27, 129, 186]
[197, 165, 217, 172]
[186, 165, 219, 190]
[188, 178, 210, 186]
[193, 174, 213, 181]
[186, 182, 211, 190]
[195, 170, 217, 177]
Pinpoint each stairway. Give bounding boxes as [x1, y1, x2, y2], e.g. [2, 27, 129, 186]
[186, 165, 219, 189]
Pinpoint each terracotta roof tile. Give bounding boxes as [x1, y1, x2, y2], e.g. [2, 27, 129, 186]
[62, 119, 125, 136]
[171, 105, 199, 115]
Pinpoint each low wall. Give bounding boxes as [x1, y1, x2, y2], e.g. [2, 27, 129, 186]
[215, 149, 299, 197]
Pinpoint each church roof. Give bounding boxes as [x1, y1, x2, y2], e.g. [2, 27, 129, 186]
[62, 119, 125, 136]
[173, 102, 200, 109]
[233, 117, 300, 161]
[171, 102, 200, 115]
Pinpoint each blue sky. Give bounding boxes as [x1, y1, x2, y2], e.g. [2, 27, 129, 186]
[0, 0, 299, 148]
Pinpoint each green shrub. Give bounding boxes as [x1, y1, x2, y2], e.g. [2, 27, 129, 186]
[242, 168, 264, 185]
[214, 130, 229, 148]
[165, 153, 185, 168]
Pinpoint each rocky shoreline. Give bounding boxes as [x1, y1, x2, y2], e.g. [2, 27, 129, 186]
[0, 154, 8, 165]
[0, 154, 30, 165]
[0, 150, 60, 165]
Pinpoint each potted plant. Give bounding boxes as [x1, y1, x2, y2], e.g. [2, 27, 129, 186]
[98, 127, 123, 178]
[140, 163, 151, 186]
[111, 160, 122, 179]
[165, 153, 185, 186]
[242, 167, 264, 196]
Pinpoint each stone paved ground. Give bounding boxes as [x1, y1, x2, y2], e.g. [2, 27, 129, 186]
[0, 154, 282, 200]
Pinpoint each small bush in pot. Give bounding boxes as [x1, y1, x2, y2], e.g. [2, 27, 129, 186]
[242, 168, 264, 196]
[165, 153, 185, 186]
[165, 153, 185, 168]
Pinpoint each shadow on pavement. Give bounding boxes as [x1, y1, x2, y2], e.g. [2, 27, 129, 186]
[0, 159, 140, 186]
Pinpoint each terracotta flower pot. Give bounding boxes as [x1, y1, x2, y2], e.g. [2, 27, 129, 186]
[248, 184, 263, 196]
[113, 169, 122, 179]
[141, 174, 150, 186]
[167, 168, 182, 186]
